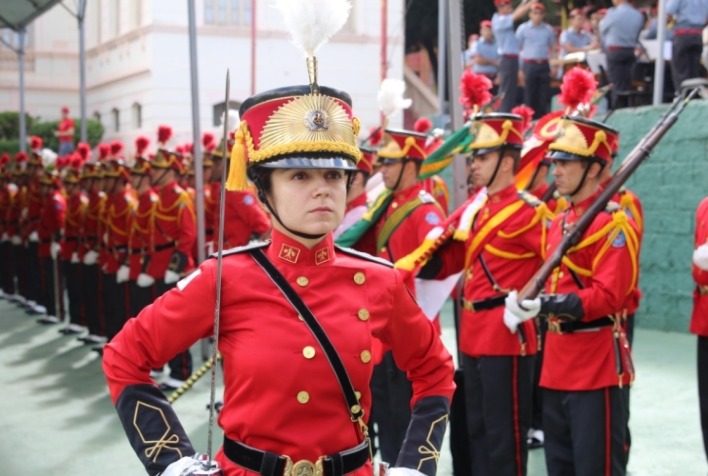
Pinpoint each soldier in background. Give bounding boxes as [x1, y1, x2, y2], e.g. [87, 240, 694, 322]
[35, 167, 67, 325]
[78, 148, 108, 346]
[667, 0, 708, 92]
[516, 2, 556, 118]
[691, 194, 708, 464]
[58, 150, 89, 335]
[600, 0, 644, 109]
[492, 0, 534, 112]
[147, 126, 197, 392]
[24, 137, 46, 316]
[98, 144, 136, 352]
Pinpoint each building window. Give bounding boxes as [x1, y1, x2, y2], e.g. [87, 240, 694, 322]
[204, 0, 253, 26]
[112, 108, 120, 132]
[93, 111, 102, 125]
[132, 103, 142, 129]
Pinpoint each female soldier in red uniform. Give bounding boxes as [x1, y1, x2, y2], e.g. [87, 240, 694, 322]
[102, 83, 455, 476]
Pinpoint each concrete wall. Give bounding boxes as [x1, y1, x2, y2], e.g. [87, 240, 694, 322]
[605, 100, 708, 333]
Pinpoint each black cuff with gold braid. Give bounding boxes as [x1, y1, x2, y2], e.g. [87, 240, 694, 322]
[396, 396, 450, 476]
[115, 384, 195, 476]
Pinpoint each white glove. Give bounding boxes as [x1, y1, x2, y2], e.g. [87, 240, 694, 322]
[83, 250, 99, 265]
[11, 235, 21, 245]
[71, 252, 79, 263]
[137, 273, 155, 287]
[116, 265, 130, 283]
[503, 290, 541, 334]
[694, 243, 708, 271]
[164, 269, 181, 284]
[386, 468, 426, 476]
[160, 456, 199, 476]
[160, 454, 219, 476]
[50, 242, 61, 260]
[1, 233, 8, 242]
[28, 231, 39, 242]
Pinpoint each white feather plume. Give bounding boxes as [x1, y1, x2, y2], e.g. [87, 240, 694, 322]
[41, 148, 57, 169]
[273, 0, 352, 57]
[220, 109, 240, 134]
[377, 78, 412, 118]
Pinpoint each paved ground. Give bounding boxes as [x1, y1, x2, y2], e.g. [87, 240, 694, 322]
[1, 296, 706, 475]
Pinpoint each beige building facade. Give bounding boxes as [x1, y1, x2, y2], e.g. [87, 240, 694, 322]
[0, 0, 405, 154]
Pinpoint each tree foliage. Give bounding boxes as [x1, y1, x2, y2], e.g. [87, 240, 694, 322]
[0, 112, 105, 155]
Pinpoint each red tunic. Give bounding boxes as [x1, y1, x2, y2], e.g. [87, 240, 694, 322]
[61, 190, 88, 261]
[433, 185, 545, 356]
[4, 186, 23, 238]
[128, 189, 158, 280]
[146, 180, 196, 277]
[57, 117, 74, 143]
[541, 190, 639, 390]
[22, 180, 42, 239]
[691, 197, 708, 337]
[212, 183, 271, 249]
[37, 190, 67, 258]
[103, 190, 136, 274]
[103, 229, 455, 476]
[80, 190, 106, 260]
[614, 187, 644, 316]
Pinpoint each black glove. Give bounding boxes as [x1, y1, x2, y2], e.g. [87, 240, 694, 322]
[168, 251, 188, 274]
[539, 292, 584, 321]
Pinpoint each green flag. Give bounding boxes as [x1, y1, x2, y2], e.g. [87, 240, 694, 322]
[418, 123, 472, 180]
[335, 190, 393, 248]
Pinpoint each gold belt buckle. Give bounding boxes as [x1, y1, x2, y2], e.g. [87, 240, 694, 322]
[284, 456, 324, 476]
[547, 319, 563, 335]
[700, 285, 708, 295]
[462, 299, 474, 312]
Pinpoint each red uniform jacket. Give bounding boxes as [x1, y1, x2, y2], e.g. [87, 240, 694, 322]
[146, 180, 196, 277]
[22, 180, 42, 239]
[61, 190, 88, 261]
[80, 190, 106, 260]
[4, 186, 23, 238]
[691, 197, 708, 337]
[212, 183, 271, 249]
[433, 185, 546, 356]
[129, 189, 158, 280]
[37, 190, 67, 258]
[103, 189, 136, 274]
[614, 187, 644, 316]
[541, 190, 639, 390]
[103, 229, 455, 476]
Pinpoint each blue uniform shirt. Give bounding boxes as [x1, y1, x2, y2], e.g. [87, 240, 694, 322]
[600, 3, 644, 48]
[667, 0, 708, 30]
[516, 21, 556, 60]
[560, 28, 594, 56]
[492, 13, 520, 55]
[472, 38, 500, 74]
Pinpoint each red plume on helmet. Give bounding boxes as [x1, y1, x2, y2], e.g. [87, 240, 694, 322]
[459, 70, 493, 114]
[110, 140, 124, 158]
[76, 142, 91, 162]
[55, 156, 69, 171]
[158, 125, 173, 146]
[135, 136, 150, 157]
[559, 67, 597, 112]
[413, 117, 433, 134]
[69, 153, 84, 170]
[98, 143, 111, 161]
[512, 105, 535, 134]
[0, 153, 9, 167]
[368, 126, 383, 147]
[15, 152, 28, 164]
[30, 135, 43, 152]
[202, 132, 215, 149]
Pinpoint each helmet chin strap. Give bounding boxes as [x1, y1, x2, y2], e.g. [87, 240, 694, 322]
[485, 148, 505, 189]
[389, 159, 409, 193]
[568, 159, 603, 198]
[253, 175, 327, 241]
[151, 167, 170, 188]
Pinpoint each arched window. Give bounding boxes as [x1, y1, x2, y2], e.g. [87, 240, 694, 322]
[112, 108, 120, 132]
[132, 103, 142, 129]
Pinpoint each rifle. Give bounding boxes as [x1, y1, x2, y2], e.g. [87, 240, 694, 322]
[518, 88, 699, 301]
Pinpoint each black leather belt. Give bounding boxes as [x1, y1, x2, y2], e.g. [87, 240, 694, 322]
[548, 316, 614, 334]
[462, 294, 507, 312]
[223, 437, 370, 476]
[64, 236, 79, 242]
[131, 247, 144, 254]
[108, 245, 128, 253]
[153, 241, 176, 252]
